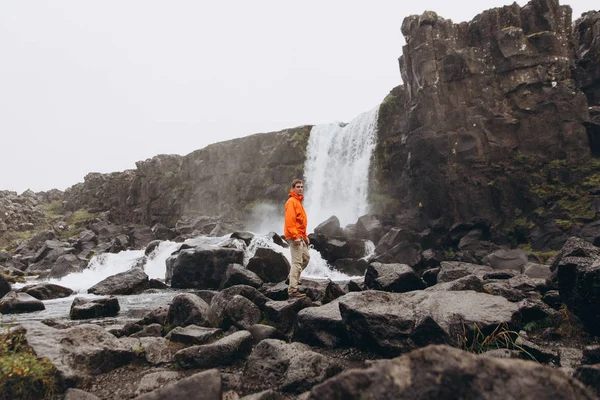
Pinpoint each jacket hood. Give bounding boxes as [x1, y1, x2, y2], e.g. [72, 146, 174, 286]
[288, 189, 304, 202]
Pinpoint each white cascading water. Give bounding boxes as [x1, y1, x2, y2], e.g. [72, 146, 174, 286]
[303, 107, 379, 231]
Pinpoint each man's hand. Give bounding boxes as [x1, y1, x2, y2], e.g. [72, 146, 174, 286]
[294, 238, 302, 244]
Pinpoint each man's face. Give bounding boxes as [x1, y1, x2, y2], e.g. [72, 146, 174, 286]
[293, 182, 304, 196]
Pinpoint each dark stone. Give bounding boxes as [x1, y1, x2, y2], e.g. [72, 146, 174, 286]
[166, 293, 216, 328]
[583, 345, 600, 365]
[70, 296, 119, 320]
[425, 275, 485, 293]
[225, 295, 262, 329]
[364, 262, 425, 293]
[338, 290, 520, 355]
[332, 258, 368, 276]
[151, 224, 177, 241]
[0, 274, 10, 298]
[421, 267, 440, 287]
[247, 248, 290, 283]
[174, 331, 253, 369]
[485, 249, 529, 272]
[88, 268, 150, 295]
[220, 263, 262, 289]
[210, 285, 269, 328]
[421, 249, 442, 268]
[19, 283, 73, 300]
[246, 324, 287, 345]
[297, 278, 344, 304]
[231, 231, 255, 246]
[542, 290, 562, 310]
[574, 365, 600, 398]
[243, 339, 342, 394]
[132, 369, 221, 400]
[165, 326, 223, 345]
[294, 300, 348, 348]
[144, 240, 162, 256]
[167, 246, 244, 289]
[264, 297, 313, 333]
[314, 216, 343, 238]
[355, 215, 385, 243]
[373, 241, 422, 270]
[0, 291, 45, 314]
[306, 345, 595, 399]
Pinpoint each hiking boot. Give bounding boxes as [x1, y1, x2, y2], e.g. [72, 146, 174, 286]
[288, 291, 306, 298]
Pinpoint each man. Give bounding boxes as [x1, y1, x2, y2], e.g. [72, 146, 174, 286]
[284, 178, 310, 298]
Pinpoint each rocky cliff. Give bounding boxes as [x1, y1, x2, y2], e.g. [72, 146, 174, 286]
[63, 126, 311, 227]
[373, 0, 600, 245]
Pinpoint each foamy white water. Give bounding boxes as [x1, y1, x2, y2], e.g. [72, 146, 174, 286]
[304, 107, 379, 231]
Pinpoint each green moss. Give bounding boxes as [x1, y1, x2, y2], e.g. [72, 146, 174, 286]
[0, 325, 58, 400]
[532, 250, 558, 264]
[555, 219, 574, 230]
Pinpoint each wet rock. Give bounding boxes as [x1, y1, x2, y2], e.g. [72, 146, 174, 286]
[339, 290, 520, 355]
[375, 228, 415, 255]
[88, 267, 150, 295]
[332, 258, 368, 276]
[175, 330, 253, 369]
[220, 263, 263, 289]
[306, 345, 595, 399]
[129, 225, 156, 248]
[167, 246, 244, 289]
[243, 339, 342, 394]
[247, 324, 287, 344]
[355, 215, 385, 243]
[0, 291, 45, 314]
[246, 247, 290, 283]
[260, 282, 289, 301]
[166, 293, 216, 328]
[144, 240, 162, 256]
[231, 231, 255, 246]
[133, 369, 221, 400]
[294, 299, 347, 348]
[166, 325, 223, 345]
[264, 297, 313, 333]
[70, 296, 119, 320]
[20, 322, 137, 387]
[314, 216, 344, 238]
[0, 274, 10, 298]
[373, 240, 422, 269]
[19, 283, 73, 300]
[364, 262, 425, 293]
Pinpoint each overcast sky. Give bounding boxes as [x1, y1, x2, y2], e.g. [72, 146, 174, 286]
[0, 0, 596, 193]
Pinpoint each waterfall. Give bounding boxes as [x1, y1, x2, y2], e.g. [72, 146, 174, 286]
[303, 107, 379, 231]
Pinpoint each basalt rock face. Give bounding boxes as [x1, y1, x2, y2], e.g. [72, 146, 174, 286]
[373, 0, 596, 231]
[63, 126, 311, 226]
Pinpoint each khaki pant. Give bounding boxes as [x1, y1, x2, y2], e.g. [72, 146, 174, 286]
[288, 239, 310, 292]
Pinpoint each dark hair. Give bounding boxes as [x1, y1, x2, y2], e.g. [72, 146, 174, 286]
[291, 179, 303, 188]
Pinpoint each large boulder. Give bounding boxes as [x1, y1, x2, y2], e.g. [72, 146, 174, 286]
[310, 236, 366, 264]
[364, 262, 425, 293]
[88, 268, 150, 295]
[220, 263, 263, 289]
[297, 278, 344, 304]
[19, 283, 73, 300]
[294, 300, 348, 348]
[0, 291, 45, 314]
[243, 339, 342, 394]
[373, 240, 423, 269]
[314, 216, 344, 237]
[210, 285, 269, 328]
[264, 297, 313, 333]
[306, 345, 596, 399]
[167, 246, 244, 289]
[247, 247, 290, 283]
[485, 249, 530, 272]
[437, 261, 494, 282]
[225, 295, 262, 329]
[70, 297, 120, 320]
[174, 330, 253, 369]
[165, 325, 223, 345]
[132, 369, 222, 400]
[557, 257, 600, 335]
[339, 290, 521, 355]
[19, 322, 138, 387]
[166, 293, 216, 328]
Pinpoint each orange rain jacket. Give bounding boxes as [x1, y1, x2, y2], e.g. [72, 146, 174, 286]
[284, 189, 308, 241]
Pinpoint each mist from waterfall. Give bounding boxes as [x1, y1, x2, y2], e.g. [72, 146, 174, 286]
[304, 107, 379, 231]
